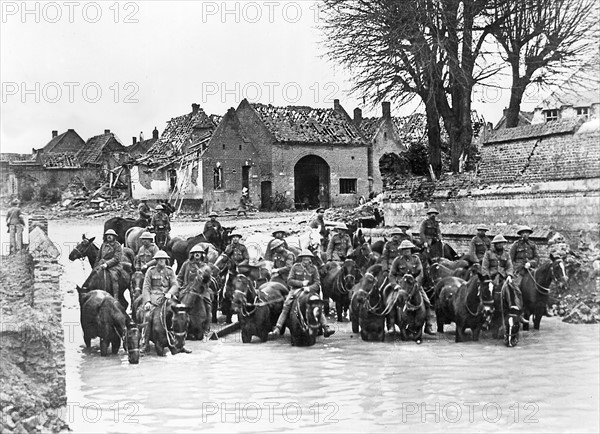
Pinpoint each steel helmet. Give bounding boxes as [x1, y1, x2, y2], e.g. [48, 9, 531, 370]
[426, 208, 439, 215]
[316, 207, 326, 213]
[491, 234, 508, 244]
[397, 221, 411, 228]
[104, 229, 118, 237]
[399, 240, 416, 249]
[477, 225, 490, 232]
[297, 249, 314, 259]
[209, 211, 218, 217]
[155, 204, 164, 210]
[335, 222, 348, 231]
[189, 244, 208, 255]
[153, 250, 170, 260]
[229, 232, 243, 239]
[272, 229, 286, 236]
[517, 225, 533, 235]
[140, 231, 154, 239]
[270, 239, 285, 250]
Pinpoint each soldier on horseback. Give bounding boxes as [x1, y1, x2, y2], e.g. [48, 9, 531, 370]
[309, 207, 329, 251]
[469, 225, 491, 264]
[177, 245, 213, 322]
[151, 204, 171, 248]
[224, 232, 249, 267]
[380, 224, 412, 272]
[420, 208, 443, 259]
[271, 249, 335, 338]
[269, 239, 295, 287]
[140, 250, 188, 353]
[389, 240, 435, 335]
[482, 235, 522, 308]
[326, 222, 353, 262]
[510, 226, 539, 288]
[203, 212, 222, 239]
[138, 199, 151, 221]
[135, 232, 159, 272]
[95, 229, 123, 297]
[265, 229, 290, 260]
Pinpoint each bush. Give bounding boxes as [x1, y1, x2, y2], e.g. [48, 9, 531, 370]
[38, 185, 62, 203]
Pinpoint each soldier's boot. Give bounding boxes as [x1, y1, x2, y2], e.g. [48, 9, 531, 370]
[320, 312, 335, 337]
[271, 295, 294, 336]
[421, 287, 436, 335]
[140, 311, 152, 354]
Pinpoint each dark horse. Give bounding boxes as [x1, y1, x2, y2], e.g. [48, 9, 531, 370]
[348, 242, 378, 276]
[129, 271, 145, 321]
[69, 234, 136, 269]
[231, 275, 287, 343]
[168, 226, 236, 273]
[179, 264, 214, 340]
[497, 283, 523, 347]
[520, 255, 568, 331]
[287, 291, 326, 347]
[77, 287, 139, 363]
[453, 274, 494, 342]
[396, 274, 427, 344]
[213, 253, 238, 324]
[138, 297, 192, 356]
[81, 264, 131, 311]
[322, 259, 362, 322]
[434, 276, 466, 333]
[350, 263, 388, 334]
[104, 216, 150, 245]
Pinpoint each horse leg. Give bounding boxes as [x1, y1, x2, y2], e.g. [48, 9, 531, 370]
[472, 324, 482, 341]
[533, 304, 544, 330]
[100, 338, 108, 356]
[84, 334, 92, 348]
[336, 300, 344, 322]
[455, 320, 465, 343]
[522, 311, 531, 331]
[111, 336, 121, 354]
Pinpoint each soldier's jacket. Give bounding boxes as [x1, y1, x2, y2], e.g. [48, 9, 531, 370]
[203, 220, 222, 235]
[177, 259, 210, 290]
[265, 238, 290, 261]
[288, 262, 320, 292]
[469, 235, 491, 263]
[420, 218, 442, 244]
[309, 216, 328, 238]
[151, 213, 171, 232]
[390, 254, 423, 286]
[271, 248, 295, 281]
[381, 239, 405, 270]
[482, 248, 514, 279]
[6, 207, 24, 225]
[138, 202, 150, 219]
[510, 239, 539, 272]
[95, 240, 123, 269]
[142, 265, 178, 305]
[135, 243, 159, 270]
[225, 242, 249, 265]
[326, 232, 352, 261]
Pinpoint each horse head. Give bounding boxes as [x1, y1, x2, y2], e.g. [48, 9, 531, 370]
[503, 285, 522, 347]
[69, 235, 96, 261]
[220, 226, 236, 251]
[398, 274, 421, 306]
[125, 320, 140, 364]
[360, 263, 386, 294]
[169, 302, 191, 351]
[231, 274, 257, 314]
[478, 275, 495, 327]
[129, 271, 145, 302]
[340, 259, 361, 291]
[549, 254, 569, 290]
[300, 292, 325, 332]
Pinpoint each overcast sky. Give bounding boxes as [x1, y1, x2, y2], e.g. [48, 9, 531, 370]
[1, 1, 546, 154]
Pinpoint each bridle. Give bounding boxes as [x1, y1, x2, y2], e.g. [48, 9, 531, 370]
[73, 239, 93, 260]
[527, 258, 566, 294]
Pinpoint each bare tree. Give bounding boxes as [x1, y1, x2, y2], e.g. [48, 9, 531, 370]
[488, 0, 599, 128]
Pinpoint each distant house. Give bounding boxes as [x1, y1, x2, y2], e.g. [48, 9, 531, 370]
[201, 98, 369, 211]
[532, 54, 600, 125]
[1, 153, 31, 196]
[130, 104, 220, 202]
[127, 128, 160, 159]
[77, 129, 127, 170]
[494, 110, 534, 130]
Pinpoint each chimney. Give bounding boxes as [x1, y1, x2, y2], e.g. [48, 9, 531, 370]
[52, 130, 58, 138]
[353, 108, 362, 127]
[333, 99, 341, 111]
[132, 137, 137, 145]
[104, 129, 110, 134]
[192, 103, 199, 114]
[152, 127, 159, 140]
[382, 102, 391, 120]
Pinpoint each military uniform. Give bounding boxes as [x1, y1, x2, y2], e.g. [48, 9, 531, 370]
[469, 234, 491, 264]
[265, 238, 290, 261]
[270, 248, 295, 285]
[142, 264, 179, 306]
[138, 202, 150, 220]
[482, 248, 514, 285]
[420, 218, 443, 258]
[177, 259, 212, 302]
[203, 220, 222, 236]
[95, 239, 123, 292]
[151, 212, 171, 247]
[225, 242, 249, 266]
[381, 239, 402, 271]
[309, 216, 329, 251]
[326, 232, 352, 262]
[6, 204, 24, 253]
[510, 239, 539, 286]
[135, 243, 159, 271]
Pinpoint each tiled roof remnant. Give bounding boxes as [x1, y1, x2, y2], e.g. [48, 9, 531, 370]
[41, 152, 81, 168]
[77, 133, 124, 165]
[0, 153, 32, 163]
[250, 103, 366, 145]
[392, 114, 429, 144]
[484, 118, 582, 144]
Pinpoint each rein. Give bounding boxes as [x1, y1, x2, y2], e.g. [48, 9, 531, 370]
[465, 283, 483, 317]
[526, 261, 561, 294]
[160, 299, 186, 348]
[403, 282, 424, 312]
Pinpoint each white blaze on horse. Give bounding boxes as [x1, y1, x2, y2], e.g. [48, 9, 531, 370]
[244, 229, 322, 262]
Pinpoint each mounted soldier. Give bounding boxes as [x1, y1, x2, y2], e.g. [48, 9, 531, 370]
[203, 211, 222, 239]
[326, 222, 353, 262]
[510, 225, 539, 288]
[265, 229, 290, 260]
[483, 234, 522, 306]
[177, 244, 212, 317]
[389, 240, 435, 335]
[271, 249, 335, 338]
[138, 199, 151, 221]
[140, 250, 187, 353]
[420, 208, 443, 259]
[469, 225, 491, 264]
[134, 231, 159, 273]
[94, 229, 123, 295]
[6, 198, 25, 254]
[269, 239, 295, 287]
[151, 204, 171, 248]
[380, 224, 411, 272]
[309, 207, 329, 251]
[224, 232, 249, 268]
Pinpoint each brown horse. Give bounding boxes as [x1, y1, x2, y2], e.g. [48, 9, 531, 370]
[434, 276, 466, 333]
[520, 256, 568, 331]
[81, 264, 131, 311]
[140, 297, 191, 356]
[322, 259, 362, 322]
[69, 234, 135, 270]
[287, 291, 325, 347]
[348, 242, 378, 276]
[396, 274, 427, 344]
[453, 273, 494, 342]
[350, 263, 388, 333]
[179, 264, 214, 340]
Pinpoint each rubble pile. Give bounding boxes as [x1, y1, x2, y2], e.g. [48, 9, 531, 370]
[324, 196, 385, 227]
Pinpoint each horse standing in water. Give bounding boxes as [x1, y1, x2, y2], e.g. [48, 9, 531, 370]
[321, 259, 362, 322]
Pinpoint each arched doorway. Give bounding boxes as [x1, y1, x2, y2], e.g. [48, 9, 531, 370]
[294, 155, 330, 209]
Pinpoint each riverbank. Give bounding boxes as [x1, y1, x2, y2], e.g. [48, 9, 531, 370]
[0, 248, 69, 433]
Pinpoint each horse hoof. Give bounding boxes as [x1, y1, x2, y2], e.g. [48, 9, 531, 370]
[416, 339, 422, 344]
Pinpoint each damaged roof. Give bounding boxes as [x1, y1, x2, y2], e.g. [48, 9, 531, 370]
[485, 118, 582, 144]
[40, 152, 81, 168]
[77, 132, 126, 165]
[0, 153, 32, 163]
[249, 102, 366, 146]
[41, 129, 86, 154]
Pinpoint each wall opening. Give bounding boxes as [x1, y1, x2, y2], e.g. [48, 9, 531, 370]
[294, 155, 330, 209]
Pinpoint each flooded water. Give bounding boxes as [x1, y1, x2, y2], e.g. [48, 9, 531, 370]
[52, 218, 599, 433]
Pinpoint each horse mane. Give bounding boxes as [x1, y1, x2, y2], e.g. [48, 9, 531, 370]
[365, 263, 384, 276]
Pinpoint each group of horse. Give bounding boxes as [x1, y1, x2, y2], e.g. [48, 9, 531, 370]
[69, 216, 569, 360]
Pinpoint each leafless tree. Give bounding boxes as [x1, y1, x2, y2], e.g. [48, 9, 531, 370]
[488, 0, 599, 128]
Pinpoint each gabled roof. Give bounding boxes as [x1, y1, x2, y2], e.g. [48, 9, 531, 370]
[485, 118, 582, 144]
[494, 111, 534, 130]
[127, 137, 157, 158]
[248, 102, 366, 146]
[41, 129, 85, 153]
[77, 133, 125, 165]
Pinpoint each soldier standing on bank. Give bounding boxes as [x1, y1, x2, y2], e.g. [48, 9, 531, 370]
[420, 208, 443, 259]
[6, 198, 25, 254]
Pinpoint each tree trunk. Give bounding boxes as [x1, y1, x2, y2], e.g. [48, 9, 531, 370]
[424, 99, 442, 177]
[506, 70, 528, 128]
